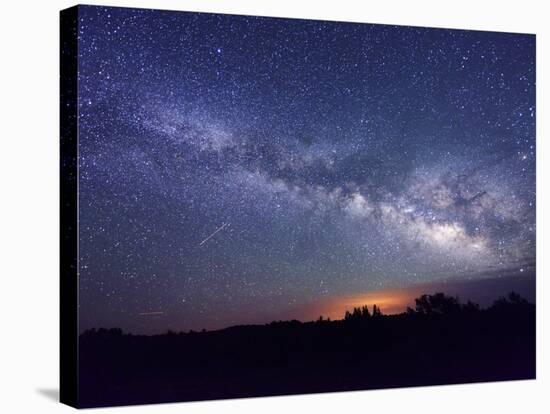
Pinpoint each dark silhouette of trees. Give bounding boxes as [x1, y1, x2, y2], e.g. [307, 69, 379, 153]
[462, 300, 480, 313]
[344, 304, 375, 322]
[413, 292, 462, 315]
[491, 292, 530, 310]
[78, 291, 534, 407]
[405, 292, 487, 317]
[81, 327, 123, 339]
[315, 315, 332, 324]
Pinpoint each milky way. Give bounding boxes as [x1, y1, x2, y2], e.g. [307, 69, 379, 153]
[76, 6, 535, 333]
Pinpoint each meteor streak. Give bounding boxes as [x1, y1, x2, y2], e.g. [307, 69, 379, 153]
[199, 222, 230, 246]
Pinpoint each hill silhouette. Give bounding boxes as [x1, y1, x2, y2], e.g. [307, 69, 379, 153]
[79, 292, 535, 407]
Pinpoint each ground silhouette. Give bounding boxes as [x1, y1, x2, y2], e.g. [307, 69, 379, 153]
[79, 292, 535, 407]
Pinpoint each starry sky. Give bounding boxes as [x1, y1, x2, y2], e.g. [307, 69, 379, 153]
[77, 6, 535, 334]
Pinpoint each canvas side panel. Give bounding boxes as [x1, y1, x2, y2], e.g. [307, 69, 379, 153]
[60, 5, 79, 408]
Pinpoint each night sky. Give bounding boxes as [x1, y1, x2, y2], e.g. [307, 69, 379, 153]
[77, 6, 535, 334]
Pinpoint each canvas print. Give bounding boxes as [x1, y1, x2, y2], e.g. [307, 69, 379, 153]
[60, 4, 536, 408]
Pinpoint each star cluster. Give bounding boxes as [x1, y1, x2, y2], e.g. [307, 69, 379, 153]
[76, 6, 535, 333]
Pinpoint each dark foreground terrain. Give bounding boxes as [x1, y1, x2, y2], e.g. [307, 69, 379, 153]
[79, 292, 535, 407]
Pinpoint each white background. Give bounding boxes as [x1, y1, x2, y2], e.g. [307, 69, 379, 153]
[0, 0, 548, 412]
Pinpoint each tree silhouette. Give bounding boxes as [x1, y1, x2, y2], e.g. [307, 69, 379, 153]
[491, 292, 531, 312]
[372, 304, 382, 318]
[78, 291, 534, 407]
[344, 305, 378, 321]
[462, 300, 480, 313]
[344, 306, 366, 321]
[414, 292, 462, 315]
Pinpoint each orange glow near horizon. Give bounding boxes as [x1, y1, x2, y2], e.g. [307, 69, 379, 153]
[283, 284, 448, 322]
[272, 274, 535, 324]
[317, 288, 417, 320]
